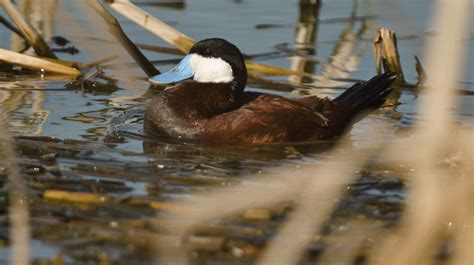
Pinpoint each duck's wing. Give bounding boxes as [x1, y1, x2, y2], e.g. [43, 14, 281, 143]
[200, 94, 330, 143]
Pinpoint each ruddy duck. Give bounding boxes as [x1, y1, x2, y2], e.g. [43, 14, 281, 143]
[145, 38, 396, 144]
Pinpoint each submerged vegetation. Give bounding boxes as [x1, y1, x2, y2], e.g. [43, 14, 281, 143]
[0, 0, 472, 264]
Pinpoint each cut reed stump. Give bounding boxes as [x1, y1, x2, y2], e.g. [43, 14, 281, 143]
[373, 27, 404, 84]
[1, 0, 57, 59]
[373, 27, 403, 107]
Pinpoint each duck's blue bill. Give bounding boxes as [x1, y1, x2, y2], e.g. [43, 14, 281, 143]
[149, 55, 194, 85]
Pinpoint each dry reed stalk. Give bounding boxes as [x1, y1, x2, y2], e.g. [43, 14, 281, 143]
[0, 48, 80, 76]
[0, 132, 31, 265]
[1, 0, 57, 58]
[372, 28, 402, 107]
[87, 0, 160, 77]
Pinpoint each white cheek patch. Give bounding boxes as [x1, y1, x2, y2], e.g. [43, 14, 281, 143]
[190, 54, 234, 83]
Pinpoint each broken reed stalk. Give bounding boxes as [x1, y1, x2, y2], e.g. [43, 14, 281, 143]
[373, 27, 404, 84]
[87, 0, 160, 77]
[108, 0, 321, 78]
[372, 27, 403, 107]
[0, 48, 81, 76]
[1, 0, 57, 59]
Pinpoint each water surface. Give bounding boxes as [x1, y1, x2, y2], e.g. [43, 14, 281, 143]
[0, 0, 471, 263]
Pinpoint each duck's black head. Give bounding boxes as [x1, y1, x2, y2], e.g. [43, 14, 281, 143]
[150, 38, 247, 92]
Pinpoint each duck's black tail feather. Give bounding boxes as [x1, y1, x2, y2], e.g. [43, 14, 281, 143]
[333, 72, 397, 117]
[324, 72, 397, 136]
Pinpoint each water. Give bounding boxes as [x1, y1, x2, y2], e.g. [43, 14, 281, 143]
[0, 0, 472, 263]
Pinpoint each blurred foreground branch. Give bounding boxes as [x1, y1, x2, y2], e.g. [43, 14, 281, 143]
[0, 132, 31, 265]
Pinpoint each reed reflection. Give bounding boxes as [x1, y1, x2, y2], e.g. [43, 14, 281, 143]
[2, 0, 57, 135]
[289, 0, 320, 84]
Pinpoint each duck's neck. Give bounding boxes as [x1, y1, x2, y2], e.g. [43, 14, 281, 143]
[166, 81, 244, 118]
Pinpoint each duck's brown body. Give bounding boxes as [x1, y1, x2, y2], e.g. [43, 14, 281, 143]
[145, 73, 396, 144]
